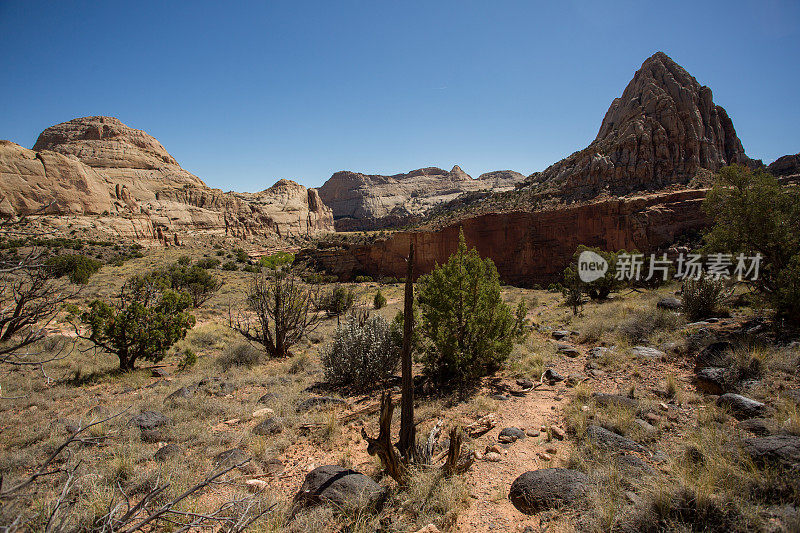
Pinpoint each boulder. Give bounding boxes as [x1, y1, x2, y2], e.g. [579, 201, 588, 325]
[656, 297, 682, 310]
[557, 344, 580, 357]
[508, 468, 590, 514]
[695, 367, 731, 395]
[586, 425, 648, 454]
[130, 410, 170, 431]
[498, 427, 526, 444]
[543, 368, 565, 383]
[717, 393, 766, 420]
[695, 341, 734, 370]
[738, 418, 775, 436]
[252, 417, 283, 436]
[165, 385, 197, 402]
[742, 435, 800, 466]
[552, 330, 571, 340]
[292, 465, 388, 512]
[214, 448, 251, 469]
[631, 346, 666, 360]
[593, 393, 638, 411]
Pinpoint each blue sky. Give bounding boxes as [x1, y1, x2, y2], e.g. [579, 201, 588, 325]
[1, 1, 798, 191]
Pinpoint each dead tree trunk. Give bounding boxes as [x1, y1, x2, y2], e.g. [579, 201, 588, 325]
[361, 392, 407, 485]
[398, 241, 415, 459]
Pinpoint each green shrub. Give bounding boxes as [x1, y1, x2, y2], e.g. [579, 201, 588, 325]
[682, 276, 730, 321]
[561, 266, 584, 316]
[221, 261, 238, 271]
[196, 257, 221, 269]
[373, 290, 387, 309]
[178, 348, 197, 371]
[704, 164, 800, 322]
[235, 249, 248, 263]
[46, 254, 102, 284]
[165, 263, 222, 307]
[416, 229, 518, 388]
[354, 275, 373, 283]
[79, 280, 195, 371]
[218, 342, 261, 370]
[316, 285, 355, 317]
[321, 313, 399, 390]
[177, 255, 191, 265]
[259, 251, 295, 270]
[571, 245, 624, 299]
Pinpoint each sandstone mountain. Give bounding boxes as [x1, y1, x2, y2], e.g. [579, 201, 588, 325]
[768, 152, 800, 177]
[1, 116, 333, 241]
[529, 51, 754, 198]
[318, 165, 524, 230]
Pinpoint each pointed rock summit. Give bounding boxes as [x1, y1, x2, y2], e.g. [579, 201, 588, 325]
[536, 51, 754, 197]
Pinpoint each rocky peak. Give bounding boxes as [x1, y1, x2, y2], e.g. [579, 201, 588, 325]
[535, 51, 753, 198]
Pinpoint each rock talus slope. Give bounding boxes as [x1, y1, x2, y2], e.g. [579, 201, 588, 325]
[1, 117, 333, 240]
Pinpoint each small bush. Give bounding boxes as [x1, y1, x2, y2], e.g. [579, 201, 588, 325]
[196, 257, 221, 269]
[178, 348, 197, 371]
[235, 249, 248, 263]
[682, 276, 730, 321]
[373, 290, 386, 309]
[46, 254, 102, 284]
[316, 286, 355, 317]
[218, 342, 261, 370]
[259, 251, 294, 270]
[321, 313, 399, 390]
[221, 261, 238, 271]
[354, 275, 373, 283]
[618, 308, 684, 344]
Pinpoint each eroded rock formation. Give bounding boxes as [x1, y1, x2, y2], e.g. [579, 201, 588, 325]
[531, 52, 754, 198]
[318, 166, 523, 230]
[301, 189, 708, 285]
[1, 117, 333, 241]
[768, 152, 800, 177]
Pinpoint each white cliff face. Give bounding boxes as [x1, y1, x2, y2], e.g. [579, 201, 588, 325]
[1, 117, 334, 241]
[318, 165, 524, 229]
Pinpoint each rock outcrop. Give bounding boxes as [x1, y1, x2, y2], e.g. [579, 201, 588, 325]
[1, 117, 333, 241]
[768, 152, 800, 177]
[531, 52, 754, 198]
[318, 165, 523, 230]
[302, 189, 707, 285]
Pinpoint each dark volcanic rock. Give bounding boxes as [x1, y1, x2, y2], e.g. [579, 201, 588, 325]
[742, 435, 800, 466]
[695, 341, 734, 370]
[292, 465, 388, 512]
[154, 443, 181, 462]
[717, 393, 766, 420]
[593, 393, 638, 410]
[586, 425, 648, 454]
[508, 468, 590, 514]
[130, 410, 170, 431]
[695, 366, 731, 395]
[165, 385, 197, 402]
[252, 417, 283, 436]
[738, 418, 775, 436]
[214, 448, 251, 469]
[656, 297, 683, 310]
[498, 427, 526, 443]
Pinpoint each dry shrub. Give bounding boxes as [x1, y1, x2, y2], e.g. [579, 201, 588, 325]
[217, 342, 261, 370]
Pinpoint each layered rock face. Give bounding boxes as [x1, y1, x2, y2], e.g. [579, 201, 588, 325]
[1, 117, 333, 241]
[303, 189, 708, 285]
[532, 52, 753, 198]
[318, 166, 523, 230]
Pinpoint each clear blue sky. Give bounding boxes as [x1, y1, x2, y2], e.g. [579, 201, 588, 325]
[1, 1, 798, 191]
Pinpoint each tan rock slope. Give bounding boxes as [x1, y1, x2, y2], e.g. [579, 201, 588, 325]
[318, 165, 524, 230]
[1, 116, 333, 241]
[530, 51, 755, 198]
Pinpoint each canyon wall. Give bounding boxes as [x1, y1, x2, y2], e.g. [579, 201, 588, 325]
[305, 189, 708, 286]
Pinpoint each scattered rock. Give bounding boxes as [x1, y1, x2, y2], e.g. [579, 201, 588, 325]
[567, 373, 588, 387]
[587, 346, 609, 359]
[484, 452, 502, 462]
[516, 378, 534, 389]
[780, 389, 800, 405]
[245, 479, 268, 493]
[695, 341, 734, 370]
[550, 426, 566, 440]
[498, 427, 526, 443]
[130, 410, 170, 431]
[739, 418, 775, 436]
[151, 367, 169, 378]
[154, 443, 181, 462]
[695, 367, 731, 395]
[491, 394, 510, 401]
[557, 344, 580, 357]
[631, 346, 666, 360]
[508, 468, 590, 514]
[613, 453, 656, 476]
[543, 368, 565, 383]
[252, 407, 275, 418]
[656, 297, 682, 310]
[537, 452, 552, 461]
[526, 429, 540, 437]
[465, 414, 497, 437]
[165, 386, 197, 402]
[253, 417, 283, 436]
[296, 396, 346, 412]
[214, 448, 251, 470]
[634, 419, 657, 435]
[258, 392, 279, 404]
[717, 393, 767, 420]
[552, 330, 571, 340]
[593, 393, 638, 410]
[292, 465, 388, 512]
[586, 425, 648, 454]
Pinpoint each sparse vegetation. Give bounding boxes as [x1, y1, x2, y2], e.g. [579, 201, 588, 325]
[682, 275, 730, 321]
[373, 290, 386, 309]
[45, 253, 102, 284]
[316, 285, 355, 318]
